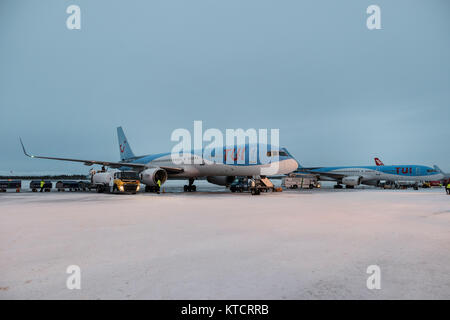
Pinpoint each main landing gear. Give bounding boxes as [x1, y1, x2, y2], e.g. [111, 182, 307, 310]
[184, 178, 197, 192]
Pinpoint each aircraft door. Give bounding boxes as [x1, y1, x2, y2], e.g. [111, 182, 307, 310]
[375, 167, 381, 176]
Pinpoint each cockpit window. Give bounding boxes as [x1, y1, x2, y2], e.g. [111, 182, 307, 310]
[267, 151, 288, 157]
[427, 169, 436, 173]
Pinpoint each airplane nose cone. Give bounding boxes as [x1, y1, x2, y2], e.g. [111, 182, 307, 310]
[287, 158, 298, 173]
[264, 158, 298, 175]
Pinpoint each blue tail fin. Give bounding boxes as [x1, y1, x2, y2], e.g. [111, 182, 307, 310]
[117, 127, 135, 161]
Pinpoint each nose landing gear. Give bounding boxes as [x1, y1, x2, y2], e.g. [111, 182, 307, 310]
[184, 178, 197, 192]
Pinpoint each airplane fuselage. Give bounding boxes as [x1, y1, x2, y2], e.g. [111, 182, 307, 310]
[298, 165, 444, 185]
[120, 145, 299, 178]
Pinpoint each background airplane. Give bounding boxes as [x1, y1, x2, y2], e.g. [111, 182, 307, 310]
[295, 161, 444, 189]
[20, 127, 298, 192]
[375, 157, 449, 186]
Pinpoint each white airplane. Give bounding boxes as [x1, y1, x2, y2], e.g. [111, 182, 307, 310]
[20, 127, 298, 192]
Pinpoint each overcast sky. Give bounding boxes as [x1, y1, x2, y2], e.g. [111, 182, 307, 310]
[1, 0, 449, 174]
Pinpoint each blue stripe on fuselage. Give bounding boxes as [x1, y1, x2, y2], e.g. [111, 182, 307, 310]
[119, 144, 293, 167]
[300, 165, 441, 177]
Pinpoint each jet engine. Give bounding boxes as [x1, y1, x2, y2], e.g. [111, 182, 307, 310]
[206, 176, 235, 186]
[342, 176, 362, 186]
[140, 168, 168, 186]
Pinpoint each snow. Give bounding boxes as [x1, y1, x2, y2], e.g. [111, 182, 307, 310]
[0, 186, 449, 299]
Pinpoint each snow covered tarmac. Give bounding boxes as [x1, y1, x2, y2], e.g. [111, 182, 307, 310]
[1, 186, 449, 299]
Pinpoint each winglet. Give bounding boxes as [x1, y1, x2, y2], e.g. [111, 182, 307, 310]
[19, 137, 34, 158]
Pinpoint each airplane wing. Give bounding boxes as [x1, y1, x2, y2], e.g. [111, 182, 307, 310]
[310, 171, 346, 179]
[20, 138, 184, 173]
[158, 166, 184, 174]
[296, 167, 346, 180]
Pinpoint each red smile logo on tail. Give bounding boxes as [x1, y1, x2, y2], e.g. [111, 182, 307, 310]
[120, 142, 126, 153]
[374, 157, 384, 166]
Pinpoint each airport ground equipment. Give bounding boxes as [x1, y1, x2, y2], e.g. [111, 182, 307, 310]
[229, 176, 277, 195]
[78, 180, 94, 191]
[230, 177, 250, 193]
[420, 181, 443, 188]
[250, 177, 272, 195]
[378, 180, 420, 190]
[55, 181, 82, 192]
[428, 181, 442, 187]
[379, 181, 399, 189]
[282, 173, 319, 189]
[30, 180, 52, 192]
[400, 181, 419, 190]
[250, 177, 275, 195]
[91, 170, 140, 194]
[55, 181, 93, 192]
[0, 180, 21, 192]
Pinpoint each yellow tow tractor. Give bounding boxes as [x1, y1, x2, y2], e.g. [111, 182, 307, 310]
[421, 182, 431, 188]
